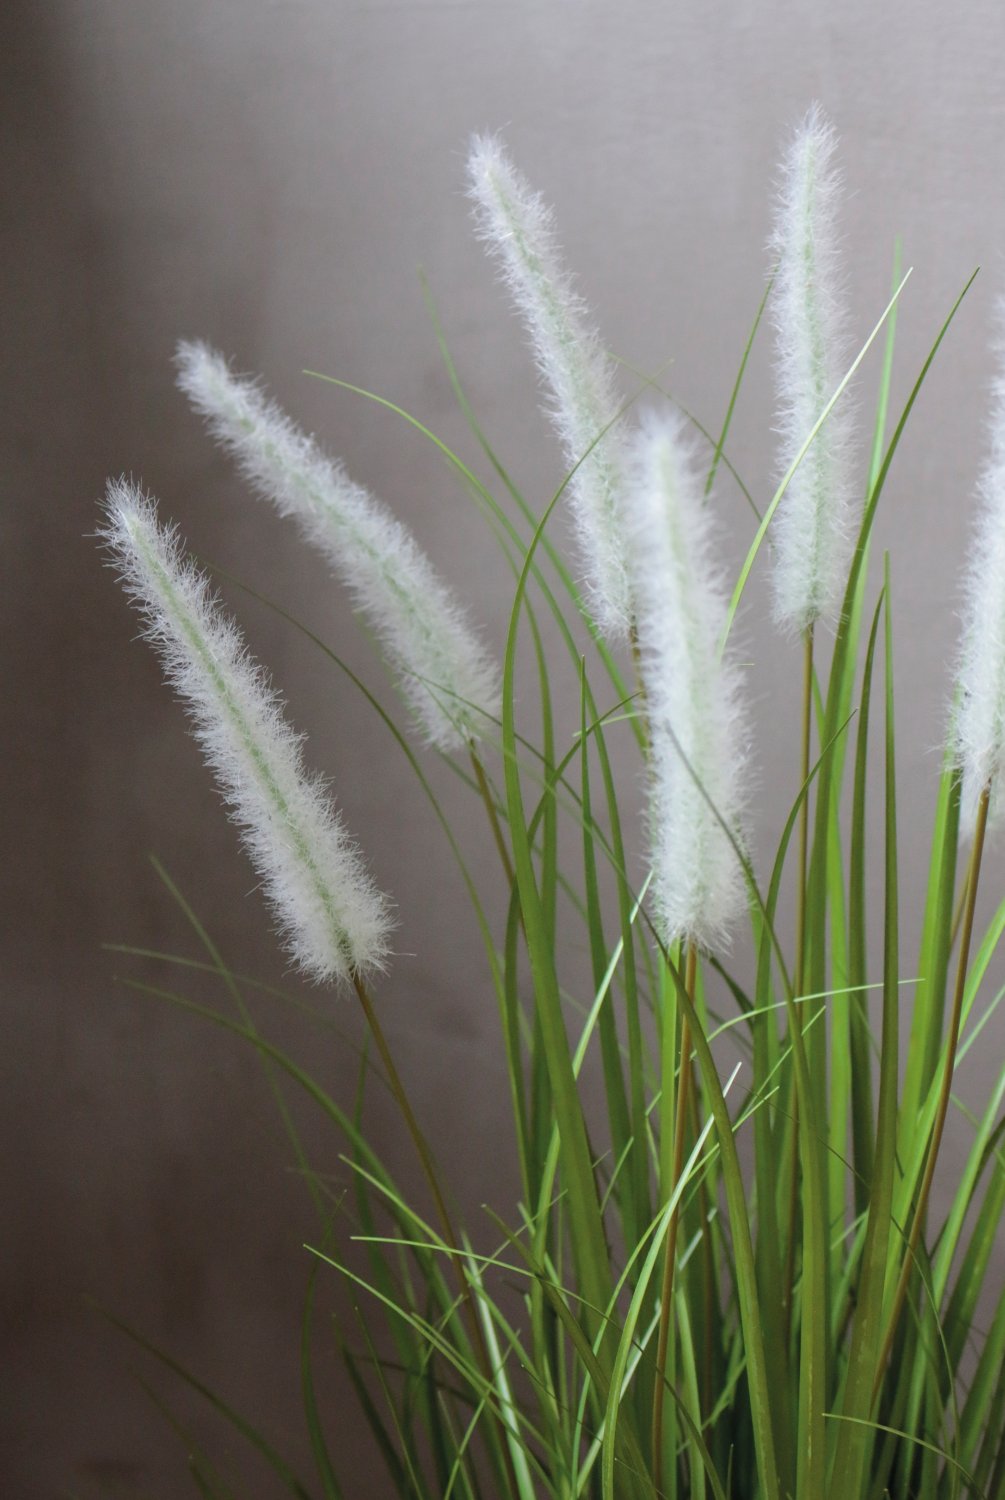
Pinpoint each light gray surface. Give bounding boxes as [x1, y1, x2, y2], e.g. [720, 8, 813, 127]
[6, 2, 1005, 1494]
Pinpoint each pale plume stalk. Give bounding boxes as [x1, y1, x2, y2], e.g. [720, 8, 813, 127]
[175, 341, 501, 752]
[100, 479, 392, 985]
[466, 134, 632, 639]
[769, 103, 858, 633]
[953, 299, 1005, 833]
[624, 412, 751, 951]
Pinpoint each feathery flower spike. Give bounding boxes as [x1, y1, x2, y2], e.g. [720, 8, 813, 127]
[466, 134, 632, 639]
[175, 341, 501, 753]
[769, 103, 858, 633]
[623, 412, 751, 950]
[627, 411, 753, 948]
[100, 479, 393, 984]
[953, 300, 1005, 835]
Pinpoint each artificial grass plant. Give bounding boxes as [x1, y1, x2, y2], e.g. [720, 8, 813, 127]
[98, 108, 1005, 1500]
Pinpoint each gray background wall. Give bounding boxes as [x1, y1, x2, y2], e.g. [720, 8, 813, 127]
[6, 2, 1005, 1495]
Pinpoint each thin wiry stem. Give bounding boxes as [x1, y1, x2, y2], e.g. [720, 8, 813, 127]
[796, 625, 815, 999]
[350, 975, 521, 1496]
[872, 781, 990, 1403]
[470, 749, 515, 889]
[652, 941, 698, 1498]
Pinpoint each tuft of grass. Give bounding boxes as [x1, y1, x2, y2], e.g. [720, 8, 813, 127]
[97, 123, 1005, 1500]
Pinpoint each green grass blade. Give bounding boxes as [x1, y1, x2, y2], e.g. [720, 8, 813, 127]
[846, 591, 886, 1215]
[136, 1375, 242, 1500]
[145, 856, 330, 1217]
[899, 756, 961, 1162]
[610, 352, 760, 519]
[867, 238, 902, 497]
[579, 666, 635, 1247]
[827, 1414, 986, 1499]
[722, 268, 912, 645]
[463, 1249, 540, 1500]
[601, 1093, 724, 1500]
[588, 669, 651, 1241]
[500, 491, 613, 1349]
[704, 270, 775, 501]
[955, 1277, 1005, 1477]
[969, 1310, 1005, 1496]
[941, 1117, 1005, 1382]
[93, 1305, 317, 1500]
[304, 367, 641, 742]
[663, 955, 783, 1500]
[831, 571, 899, 1494]
[340, 1331, 425, 1499]
[301, 1255, 344, 1499]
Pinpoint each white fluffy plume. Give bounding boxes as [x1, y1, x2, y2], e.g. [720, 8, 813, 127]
[953, 301, 1005, 834]
[466, 134, 632, 639]
[768, 104, 858, 634]
[175, 340, 500, 752]
[623, 413, 751, 950]
[100, 479, 393, 984]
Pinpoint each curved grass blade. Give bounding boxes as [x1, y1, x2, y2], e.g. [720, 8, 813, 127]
[705, 269, 775, 502]
[301, 1250, 344, 1499]
[722, 268, 912, 646]
[600, 1077, 729, 1500]
[91, 1304, 317, 1500]
[304, 368, 641, 739]
[500, 489, 613, 1351]
[830, 575, 899, 1493]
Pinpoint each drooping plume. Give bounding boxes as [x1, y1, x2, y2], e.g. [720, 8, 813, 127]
[769, 104, 858, 634]
[953, 300, 1005, 834]
[466, 134, 632, 639]
[175, 340, 500, 752]
[100, 479, 393, 984]
[623, 412, 751, 950]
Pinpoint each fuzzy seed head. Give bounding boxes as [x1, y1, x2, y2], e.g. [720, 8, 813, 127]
[623, 412, 752, 950]
[100, 478, 393, 984]
[952, 300, 1005, 834]
[769, 103, 859, 634]
[466, 134, 633, 639]
[175, 340, 501, 752]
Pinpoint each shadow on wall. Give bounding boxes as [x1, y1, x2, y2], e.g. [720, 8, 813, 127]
[3, 7, 392, 1497]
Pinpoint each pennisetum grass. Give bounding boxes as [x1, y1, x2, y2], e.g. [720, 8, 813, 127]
[467, 134, 634, 642]
[97, 115, 1005, 1500]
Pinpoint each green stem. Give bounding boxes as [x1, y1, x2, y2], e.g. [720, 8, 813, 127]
[796, 624, 815, 999]
[470, 748, 515, 888]
[783, 625, 815, 1346]
[652, 942, 698, 1498]
[351, 976, 520, 1496]
[871, 781, 991, 1403]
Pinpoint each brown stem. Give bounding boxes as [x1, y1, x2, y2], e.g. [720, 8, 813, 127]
[652, 942, 698, 1498]
[351, 975, 519, 1492]
[871, 781, 990, 1404]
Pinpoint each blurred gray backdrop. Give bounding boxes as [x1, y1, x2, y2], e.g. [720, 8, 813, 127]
[6, 1, 1005, 1494]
